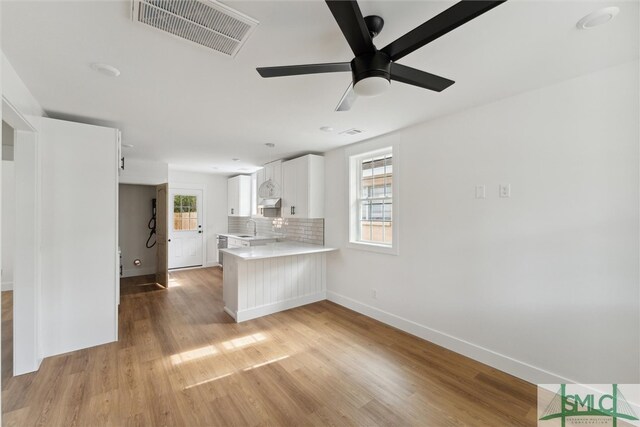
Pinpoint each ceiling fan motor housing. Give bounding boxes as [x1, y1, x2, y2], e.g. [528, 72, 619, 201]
[350, 51, 391, 95]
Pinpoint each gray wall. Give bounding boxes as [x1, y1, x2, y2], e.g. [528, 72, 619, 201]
[119, 184, 157, 277]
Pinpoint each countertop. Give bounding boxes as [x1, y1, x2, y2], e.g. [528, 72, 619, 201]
[217, 233, 278, 242]
[220, 241, 337, 260]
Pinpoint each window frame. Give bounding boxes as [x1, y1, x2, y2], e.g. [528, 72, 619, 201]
[347, 145, 399, 255]
[172, 194, 199, 232]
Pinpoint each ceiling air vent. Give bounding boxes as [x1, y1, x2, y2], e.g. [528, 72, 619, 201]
[132, 0, 258, 57]
[339, 128, 364, 136]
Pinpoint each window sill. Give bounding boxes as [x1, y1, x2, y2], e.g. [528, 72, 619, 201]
[346, 241, 398, 256]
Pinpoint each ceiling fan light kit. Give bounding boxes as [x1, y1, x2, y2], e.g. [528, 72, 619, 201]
[257, 0, 506, 111]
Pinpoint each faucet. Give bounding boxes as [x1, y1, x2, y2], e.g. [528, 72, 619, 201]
[246, 219, 257, 237]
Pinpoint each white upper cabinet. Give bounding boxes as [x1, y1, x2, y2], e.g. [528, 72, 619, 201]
[228, 175, 251, 216]
[263, 160, 282, 192]
[255, 160, 282, 217]
[282, 154, 324, 219]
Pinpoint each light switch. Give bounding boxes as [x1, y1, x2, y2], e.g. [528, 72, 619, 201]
[475, 185, 486, 199]
[499, 184, 511, 198]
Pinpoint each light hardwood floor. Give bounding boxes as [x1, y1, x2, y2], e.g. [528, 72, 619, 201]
[2, 268, 537, 426]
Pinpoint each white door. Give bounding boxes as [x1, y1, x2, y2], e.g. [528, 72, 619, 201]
[169, 189, 204, 269]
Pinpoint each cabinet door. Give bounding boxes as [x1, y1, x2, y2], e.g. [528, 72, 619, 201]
[255, 169, 265, 217]
[237, 175, 251, 216]
[267, 161, 282, 195]
[281, 156, 323, 218]
[282, 159, 296, 218]
[283, 156, 310, 218]
[307, 155, 325, 218]
[227, 177, 239, 216]
[292, 157, 308, 218]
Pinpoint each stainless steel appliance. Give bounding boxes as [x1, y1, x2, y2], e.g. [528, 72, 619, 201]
[217, 235, 228, 267]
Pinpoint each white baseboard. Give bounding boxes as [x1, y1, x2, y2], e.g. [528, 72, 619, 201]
[230, 291, 327, 323]
[14, 354, 42, 377]
[326, 291, 576, 385]
[122, 267, 156, 278]
[2, 281, 13, 291]
[223, 306, 236, 320]
[205, 261, 221, 268]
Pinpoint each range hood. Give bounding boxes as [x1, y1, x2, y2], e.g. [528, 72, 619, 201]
[258, 198, 281, 209]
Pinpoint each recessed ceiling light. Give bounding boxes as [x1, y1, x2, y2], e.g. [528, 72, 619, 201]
[232, 158, 240, 161]
[320, 126, 334, 132]
[339, 128, 364, 136]
[122, 143, 134, 148]
[90, 63, 121, 77]
[576, 7, 619, 30]
[265, 143, 275, 148]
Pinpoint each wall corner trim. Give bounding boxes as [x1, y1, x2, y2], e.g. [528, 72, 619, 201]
[326, 290, 576, 385]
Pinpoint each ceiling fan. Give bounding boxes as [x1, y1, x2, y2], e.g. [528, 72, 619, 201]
[257, 0, 506, 111]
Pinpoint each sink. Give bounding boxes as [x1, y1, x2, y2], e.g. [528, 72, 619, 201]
[236, 235, 253, 238]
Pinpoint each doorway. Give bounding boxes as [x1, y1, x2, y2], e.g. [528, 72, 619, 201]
[169, 189, 204, 269]
[118, 184, 158, 278]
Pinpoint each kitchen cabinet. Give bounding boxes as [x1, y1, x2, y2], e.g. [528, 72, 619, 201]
[255, 160, 282, 217]
[260, 160, 282, 192]
[282, 154, 324, 218]
[227, 175, 251, 217]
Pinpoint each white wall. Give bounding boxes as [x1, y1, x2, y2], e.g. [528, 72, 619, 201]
[1, 160, 14, 291]
[38, 117, 119, 358]
[119, 158, 168, 186]
[168, 170, 228, 266]
[324, 60, 639, 385]
[13, 130, 40, 374]
[119, 184, 158, 277]
[2, 52, 45, 118]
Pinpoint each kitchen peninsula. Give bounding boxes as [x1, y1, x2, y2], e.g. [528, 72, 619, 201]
[220, 242, 337, 322]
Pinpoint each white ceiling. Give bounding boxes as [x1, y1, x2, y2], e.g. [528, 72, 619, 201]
[2, 0, 638, 174]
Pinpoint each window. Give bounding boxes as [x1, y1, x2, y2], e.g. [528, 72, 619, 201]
[173, 195, 198, 231]
[349, 146, 397, 253]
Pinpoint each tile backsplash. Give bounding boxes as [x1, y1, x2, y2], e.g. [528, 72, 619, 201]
[228, 217, 324, 245]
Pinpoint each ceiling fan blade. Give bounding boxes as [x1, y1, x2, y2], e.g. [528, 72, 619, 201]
[257, 62, 351, 78]
[335, 83, 357, 112]
[390, 63, 454, 92]
[381, 1, 505, 61]
[325, 0, 375, 56]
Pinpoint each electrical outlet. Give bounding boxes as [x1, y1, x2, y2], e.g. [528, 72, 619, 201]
[499, 184, 511, 198]
[371, 289, 377, 299]
[475, 185, 486, 199]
